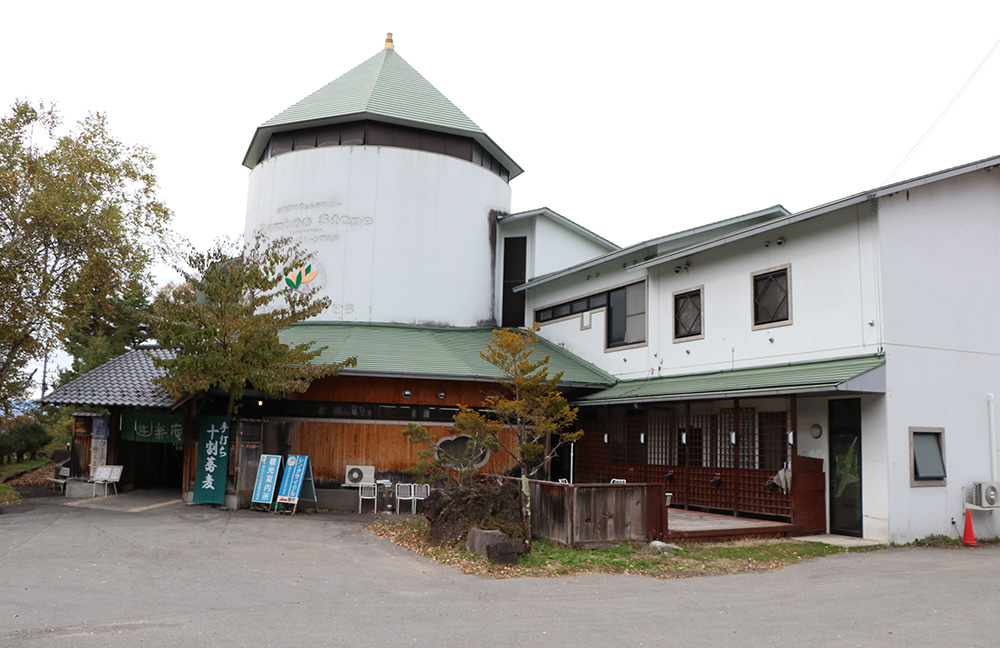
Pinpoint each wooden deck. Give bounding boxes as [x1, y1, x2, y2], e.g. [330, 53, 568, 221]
[666, 508, 799, 542]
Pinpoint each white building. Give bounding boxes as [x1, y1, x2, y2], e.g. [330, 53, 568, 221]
[517, 158, 1000, 544]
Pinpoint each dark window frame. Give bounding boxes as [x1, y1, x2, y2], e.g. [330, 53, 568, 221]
[673, 286, 704, 342]
[910, 426, 946, 487]
[751, 264, 792, 330]
[535, 281, 646, 349]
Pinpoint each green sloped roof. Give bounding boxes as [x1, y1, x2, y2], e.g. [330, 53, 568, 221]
[243, 47, 522, 177]
[278, 322, 616, 388]
[517, 205, 791, 291]
[575, 355, 886, 405]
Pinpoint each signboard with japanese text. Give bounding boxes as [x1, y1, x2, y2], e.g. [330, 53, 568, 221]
[121, 412, 185, 446]
[193, 416, 231, 505]
[251, 455, 282, 506]
[276, 455, 312, 505]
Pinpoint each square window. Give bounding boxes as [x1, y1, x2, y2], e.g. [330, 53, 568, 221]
[752, 265, 791, 329]
[910, 427, 946, 486]
[673, 287, 703, 341]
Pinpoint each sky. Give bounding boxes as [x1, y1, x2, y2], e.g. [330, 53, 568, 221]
[5, 1, 1000, 382]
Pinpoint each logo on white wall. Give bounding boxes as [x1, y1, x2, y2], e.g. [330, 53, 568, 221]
[285, 264, 320, 295]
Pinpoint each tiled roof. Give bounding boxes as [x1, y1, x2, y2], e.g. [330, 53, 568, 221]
[242, 47, 522, 178]
[42, 325, 615, 408]
[42, 347, 176, 409]
[279, 322, 616, 388]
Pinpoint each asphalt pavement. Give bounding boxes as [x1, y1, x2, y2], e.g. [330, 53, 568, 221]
[1, 490, 997, 647]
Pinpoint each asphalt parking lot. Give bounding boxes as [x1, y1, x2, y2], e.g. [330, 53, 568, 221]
[2, 490, 998, 647]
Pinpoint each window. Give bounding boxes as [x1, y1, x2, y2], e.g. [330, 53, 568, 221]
[501, 237, 526, 327]
[608, 282, 646, 347]
[534, 281, 646, 349]
[436, 435, 491, 468]
[673, 287, 703, 341]
[752, 265, 791, 329]
[910, 427, 946, 486]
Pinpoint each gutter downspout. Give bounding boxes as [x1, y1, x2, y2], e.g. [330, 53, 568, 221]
[989, 393, 998, 482]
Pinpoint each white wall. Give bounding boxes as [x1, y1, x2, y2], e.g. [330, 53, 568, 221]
[533, 201, 882, 380]
[532, 216, 613, 278]
[877, 169, 1000, 542]
[246, 146, 511, 326]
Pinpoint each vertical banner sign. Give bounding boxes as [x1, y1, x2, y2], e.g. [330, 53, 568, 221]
[252, 455, 283, 506]
[193, 416, 232, 505]
[90, 415, 109, 475]
[276, 455, 310, 505]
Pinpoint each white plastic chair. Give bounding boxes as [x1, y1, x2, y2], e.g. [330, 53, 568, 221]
[412, 483, 430, 511]
[395, 483, 414, 513]
[358, 483, 378, 513]
[396, 483, 431, 513]
[610, 478, 626, 484]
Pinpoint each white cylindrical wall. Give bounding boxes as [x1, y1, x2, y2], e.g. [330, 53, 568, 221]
[246, 146, 511, 326]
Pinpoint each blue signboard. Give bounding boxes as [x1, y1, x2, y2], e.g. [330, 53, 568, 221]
[276, 455, 310, 504]
[252, 455, 283, 506]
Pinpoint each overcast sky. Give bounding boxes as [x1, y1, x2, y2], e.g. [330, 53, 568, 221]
[6, 1, 1000, 385]
[6, 1, 1000, 254]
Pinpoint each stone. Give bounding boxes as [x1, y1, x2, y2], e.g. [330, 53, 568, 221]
[486, 539, 525, 564]
[466, 527, 509, 558]
[649, 540, 682, 553]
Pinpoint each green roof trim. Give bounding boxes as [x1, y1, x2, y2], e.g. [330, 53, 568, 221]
[278, 322, 616, 388]
[243, 48, 522, 178]
[575, 355, 886, 405]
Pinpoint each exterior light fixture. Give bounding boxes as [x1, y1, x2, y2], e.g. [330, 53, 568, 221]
[809, 424, 823, 439]
[402, 390, 412, 398]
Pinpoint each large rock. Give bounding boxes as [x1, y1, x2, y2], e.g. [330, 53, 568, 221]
[465, 528, 525, 565]
[466, 528, 509, 557]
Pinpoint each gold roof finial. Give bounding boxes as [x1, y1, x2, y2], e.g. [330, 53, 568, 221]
[384, 33, 394, 50]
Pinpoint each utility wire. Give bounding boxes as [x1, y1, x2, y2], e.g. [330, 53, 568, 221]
[884, 35, 1000, 184]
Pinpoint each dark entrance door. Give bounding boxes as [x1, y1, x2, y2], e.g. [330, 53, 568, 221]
[829, 398, 863, 537]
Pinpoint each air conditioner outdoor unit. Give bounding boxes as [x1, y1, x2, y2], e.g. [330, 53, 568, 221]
[972, 481, 1000, 508]
[345, 465, 375, 486]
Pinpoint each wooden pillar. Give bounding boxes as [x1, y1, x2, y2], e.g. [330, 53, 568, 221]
[732, 397, 740, 516]
[683, 401, 691, 510]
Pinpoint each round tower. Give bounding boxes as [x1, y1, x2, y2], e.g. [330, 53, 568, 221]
[243, 35, 521, 327]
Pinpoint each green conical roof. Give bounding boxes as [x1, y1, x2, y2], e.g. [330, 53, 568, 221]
[242, 44, 521, 177]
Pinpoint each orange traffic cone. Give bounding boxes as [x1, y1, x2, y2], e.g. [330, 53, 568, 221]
[962, 510, 982, 547]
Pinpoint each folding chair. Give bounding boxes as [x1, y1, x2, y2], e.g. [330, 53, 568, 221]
[358, 483, 378, 513]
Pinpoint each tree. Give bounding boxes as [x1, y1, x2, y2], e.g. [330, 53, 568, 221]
[401, 422, 494, 487]
[0, 100, 172, 411]
[151, 233, 356, 414]
[451, 325, 582, 552]
[7, 422, 52, 461]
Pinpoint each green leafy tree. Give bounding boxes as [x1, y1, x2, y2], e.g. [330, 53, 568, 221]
[452, 325, 582, 552]
[8, 422, 52, 461]
[0, 100, 172, 411]
[151, 233, 356, 414]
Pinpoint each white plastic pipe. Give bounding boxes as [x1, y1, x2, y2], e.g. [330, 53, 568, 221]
[989, 393, 998, 482]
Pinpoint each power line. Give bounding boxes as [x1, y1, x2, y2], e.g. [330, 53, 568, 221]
[884, 35, 1000, 185]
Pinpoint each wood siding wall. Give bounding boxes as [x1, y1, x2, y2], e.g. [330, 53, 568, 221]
[513, 477, 668, 547]
[575, 402, 820, 526]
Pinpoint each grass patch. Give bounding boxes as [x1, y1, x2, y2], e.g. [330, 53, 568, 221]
[0, 484, 24, 504]
[0, 458, 51, 482]
[368, 517, 869, 579]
